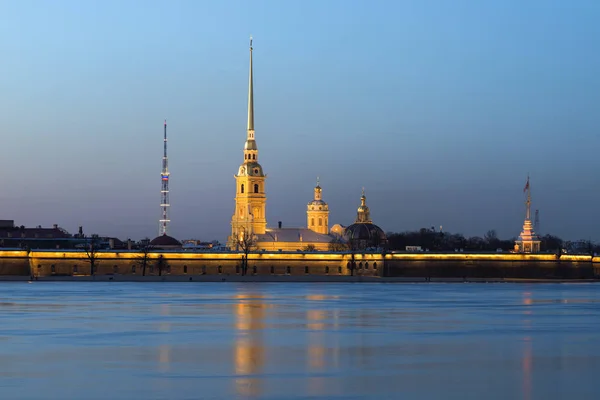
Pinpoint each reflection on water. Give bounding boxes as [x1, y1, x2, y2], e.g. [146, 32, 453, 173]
[523, 336, 532, 400]
[234, 293, 266, 397]
[0, 282, 599, 399]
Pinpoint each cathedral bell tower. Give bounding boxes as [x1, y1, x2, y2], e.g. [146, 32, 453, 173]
[307, 178, 329, 234]
[230, 37, 267, 246]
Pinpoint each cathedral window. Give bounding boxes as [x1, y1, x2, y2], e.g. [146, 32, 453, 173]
[252, 154, 256, 160]
[254, 184, 259, 193]
[311, 218, 315, 226]
[318, 218, 322, 226]
[241, 184, 244, 193]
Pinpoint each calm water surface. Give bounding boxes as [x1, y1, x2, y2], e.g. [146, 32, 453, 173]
[0, 282, 599, 399]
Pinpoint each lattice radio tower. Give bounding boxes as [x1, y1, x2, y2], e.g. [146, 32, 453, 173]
[159, 120, 170, 236]
[534, 209, 540, 234]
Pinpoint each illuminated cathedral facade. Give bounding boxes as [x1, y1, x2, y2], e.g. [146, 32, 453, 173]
[227, 39, 385, 252]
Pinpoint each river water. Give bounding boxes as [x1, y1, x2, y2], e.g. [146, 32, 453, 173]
[0, 282, 599, 399]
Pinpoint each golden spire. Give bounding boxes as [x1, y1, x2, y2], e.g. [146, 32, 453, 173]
[247, 36, 254, 134]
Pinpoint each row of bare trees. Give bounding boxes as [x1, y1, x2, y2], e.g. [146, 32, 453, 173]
[83, 239, 167, 276]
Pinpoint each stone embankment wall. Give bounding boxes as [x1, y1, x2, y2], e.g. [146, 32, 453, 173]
[0, 250, 598, 279]
[384, 253, 600, 279]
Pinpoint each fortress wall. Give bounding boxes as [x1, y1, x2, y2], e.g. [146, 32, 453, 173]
[3, 250, 597, 279]
[25, 251, 379, 277]
[0, 251, 31, 275]
[384, 254, 596, 279]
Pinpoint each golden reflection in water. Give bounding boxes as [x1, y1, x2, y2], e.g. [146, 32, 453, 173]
[233, 293, 266, 397]
[157, 304, 172, 373]
[522, 291, 533, 316]
[159, 304, 171, 332]
[307, 309, 327, 331]
[158, 344, 171, 373]
[307, 308, 328, 396]
[522, 336, 532, 400]
[307, 309, 327, 370]
[522, 291, 533, 305]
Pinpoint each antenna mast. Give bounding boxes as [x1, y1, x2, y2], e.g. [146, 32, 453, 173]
[159, 120, 170, 236]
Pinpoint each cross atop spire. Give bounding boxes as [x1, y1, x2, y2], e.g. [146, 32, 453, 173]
[316, 176, 320, 187]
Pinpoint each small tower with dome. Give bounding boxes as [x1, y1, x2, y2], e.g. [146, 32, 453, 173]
[515, 176, 541, 253]
[307, 178, 329, 235]
[344, 189, 387, 250]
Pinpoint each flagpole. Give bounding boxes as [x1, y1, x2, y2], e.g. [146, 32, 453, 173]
[525, 175, 531, 221]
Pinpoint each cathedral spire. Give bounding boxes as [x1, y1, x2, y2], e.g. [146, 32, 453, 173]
[247, 36, 254, 135]
[241, 36, 259, 164]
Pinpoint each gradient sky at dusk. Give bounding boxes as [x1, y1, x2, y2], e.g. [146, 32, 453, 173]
[1, 0, 599, 242]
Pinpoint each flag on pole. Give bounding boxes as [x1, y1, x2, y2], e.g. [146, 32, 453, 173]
[523, 177, 530, 193]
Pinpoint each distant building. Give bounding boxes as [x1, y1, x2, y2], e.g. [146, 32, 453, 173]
[0, 220, 80, 249]
[514, 177, 541, 253]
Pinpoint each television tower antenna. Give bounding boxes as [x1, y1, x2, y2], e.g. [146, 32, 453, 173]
[534, 209, 540, 234]
[159, 119, 170, 236]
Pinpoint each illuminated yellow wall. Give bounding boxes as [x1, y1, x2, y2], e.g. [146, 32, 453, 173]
[0, 250, 597, 277]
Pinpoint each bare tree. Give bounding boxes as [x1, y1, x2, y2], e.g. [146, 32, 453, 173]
[303, 244, 316, 252]
[136, 244, 154, 276]
[236, 231, 256, 276]
[328, 237, 348, 252]
[85, 236, 100, 276]
[156, 254, 167, 276]
[347, 238, 360, 276]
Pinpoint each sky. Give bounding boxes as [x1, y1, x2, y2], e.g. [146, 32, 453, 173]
[0, 0, 599, 243]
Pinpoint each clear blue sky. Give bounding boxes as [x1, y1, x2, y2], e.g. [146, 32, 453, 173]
[1, 0, 599, 242]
